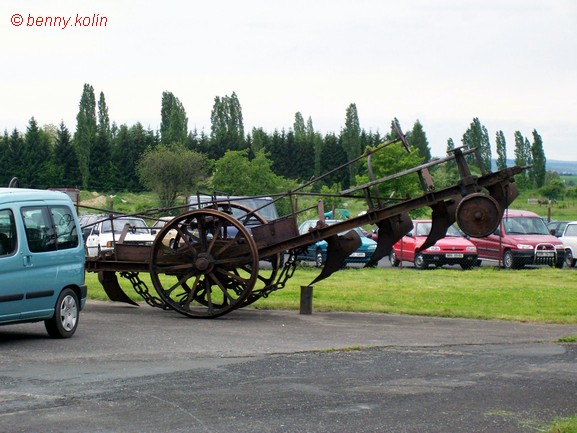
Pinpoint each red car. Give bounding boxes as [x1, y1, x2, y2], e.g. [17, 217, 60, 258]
[467, 209, 565, 269]
[387, 220, 479, 269]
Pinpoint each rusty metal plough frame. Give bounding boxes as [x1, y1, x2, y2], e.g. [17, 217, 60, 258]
[83, 119, 527, 318]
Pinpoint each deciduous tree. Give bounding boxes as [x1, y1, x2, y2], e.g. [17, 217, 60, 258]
[137, 144, 208, 209]
[341, 103, 362, 188]
[73, 84, 97, 189]
[462, 117, 491, 172]
[531, 129, 546, 188]
[160, 91, 188, 145]
[495, 130, 507, 170]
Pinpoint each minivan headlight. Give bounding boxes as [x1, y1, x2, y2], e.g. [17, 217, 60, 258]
[516, 244, 533, 250]
[426, 246, 441, 251]
[466, 246, 477, 252]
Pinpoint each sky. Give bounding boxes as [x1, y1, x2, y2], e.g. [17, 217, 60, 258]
[1, 0, 576, 161]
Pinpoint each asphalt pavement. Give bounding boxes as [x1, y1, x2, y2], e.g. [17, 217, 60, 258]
[1, 301, 577, 432]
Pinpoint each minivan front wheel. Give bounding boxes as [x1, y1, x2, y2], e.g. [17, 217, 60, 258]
[45, 288, 79, 338]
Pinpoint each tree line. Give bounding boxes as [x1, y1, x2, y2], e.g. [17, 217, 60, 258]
[0, 83, 552, 207]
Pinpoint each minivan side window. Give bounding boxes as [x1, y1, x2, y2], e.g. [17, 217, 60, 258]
[21, 206, 79, 253]
[0, 209, 17, 256]
[51, 206, 79, 249]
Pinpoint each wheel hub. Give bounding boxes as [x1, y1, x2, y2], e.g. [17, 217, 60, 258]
[194, 253, 214, 273]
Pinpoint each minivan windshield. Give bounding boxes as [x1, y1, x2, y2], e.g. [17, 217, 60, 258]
[504, 216, 549, 235]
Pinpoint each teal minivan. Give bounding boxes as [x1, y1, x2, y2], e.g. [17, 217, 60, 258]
[0, 188, 87, 338]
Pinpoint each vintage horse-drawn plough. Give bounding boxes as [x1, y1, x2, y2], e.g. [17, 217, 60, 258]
[83, 120, 527, 318]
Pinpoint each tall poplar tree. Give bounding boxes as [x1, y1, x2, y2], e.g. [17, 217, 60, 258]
[341, 103, 361, 188]
[209, 92, 245, 159]
[73, 84, 97, 189]
[160, 91, 188, 146]
[462, 117, 491, 172]
[293, 112, 306, 140]
[91, 92, 113, 189]
[513, 131, 529, 190]
[495, 130, 507, 170]
[531, 129, 546, 188]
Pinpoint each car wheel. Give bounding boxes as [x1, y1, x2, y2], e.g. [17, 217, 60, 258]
[502, 250, 517, 270]
[315, 250, 324, 268]
[565, 249, 575, 268]
[389, 250, 400, 267]
[45, 288, 79, 338]
[460, 262, 473, 270]
[414, 253, 427, 270]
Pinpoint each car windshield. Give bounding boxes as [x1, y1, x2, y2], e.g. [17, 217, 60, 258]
[565, 225, 577, 237]
[191, 197, 278, 222]
[101, 218, 149, 234]
[415, 223, 462, 238]
[504, 217, 549, 235]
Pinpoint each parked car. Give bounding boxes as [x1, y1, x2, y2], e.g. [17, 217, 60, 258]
[558, 221, 577, 268]
[0, 188, 86, 338]
[296, 219, 377, 267]
[151, 216, 177, 247]
[387, 220, 478, 269]
[188, 195, 279, 222]
[468, 209, 565, 269]
[80, 214, 155, 257]
[547, 220, 570, 237]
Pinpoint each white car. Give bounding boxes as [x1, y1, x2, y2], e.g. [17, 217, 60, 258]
[80, 214, 155, 257]
[559, 221, 577, 268]
[151, 216, 177, 248]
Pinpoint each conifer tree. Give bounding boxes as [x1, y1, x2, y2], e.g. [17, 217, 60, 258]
[22, 117, 51, 187]
[409, 120, 431, 163]
[54, 122, 81, 187]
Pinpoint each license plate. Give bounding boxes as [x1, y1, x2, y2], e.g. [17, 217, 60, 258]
[446, 253, 463, 258]
[350, 252, 365, 258]
[536, 252, 554, 257]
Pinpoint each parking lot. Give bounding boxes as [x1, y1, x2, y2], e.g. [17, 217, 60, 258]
[2, 301, 577, 432]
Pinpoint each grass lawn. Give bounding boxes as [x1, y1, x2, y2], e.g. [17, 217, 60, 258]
[85, 265, 577, 324]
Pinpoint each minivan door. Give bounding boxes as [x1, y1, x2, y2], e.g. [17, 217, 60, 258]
[19, 206, 60, 318]
[0, 209, 23, 321]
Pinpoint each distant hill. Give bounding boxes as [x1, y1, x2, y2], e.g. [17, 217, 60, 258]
[546, 160, 577, 175]
[492, 159, 577, 175]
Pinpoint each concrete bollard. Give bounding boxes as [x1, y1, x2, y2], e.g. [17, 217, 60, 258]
[300, 286, 313, 314]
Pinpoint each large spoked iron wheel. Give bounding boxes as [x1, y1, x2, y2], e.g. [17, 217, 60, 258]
[149, 209, 259, 318]
[204, 202, 283, 308]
